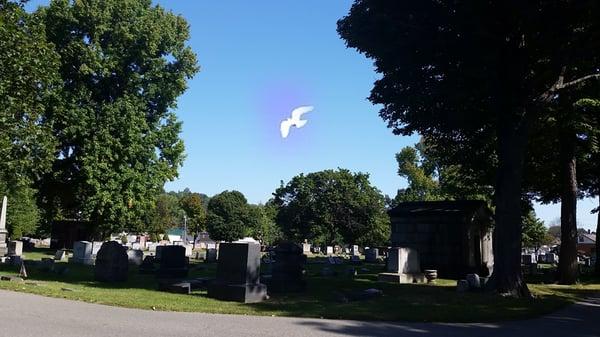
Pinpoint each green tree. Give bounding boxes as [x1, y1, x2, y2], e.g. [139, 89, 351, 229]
[206, 190, 252, 242]
[180, 192, 207, 248]
[393, 140, 494, 204]
[338, 0, 600, 297]
[37, 0, 198, 236]
[0, 0, 60, 237]
[273, 169, 390, 247]
[521, 210, 553, 252]
[147, 193, 181, 237]
[247, 202, 282, 246]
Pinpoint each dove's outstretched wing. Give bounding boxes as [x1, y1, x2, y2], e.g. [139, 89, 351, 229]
[280, 119, 293, 138]
[291, 105, 314, 121]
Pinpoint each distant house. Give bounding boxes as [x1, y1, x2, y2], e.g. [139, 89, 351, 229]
[577, 232, 596, 256]
[388, 200, 494, 279]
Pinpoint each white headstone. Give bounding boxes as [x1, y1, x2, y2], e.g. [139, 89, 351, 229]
[387, 247, 421, 274]
[326, 246, 334, 255]
[92, 241, 104, 256]
[8, 241, 23, 256]
[0, 196, 6, 231]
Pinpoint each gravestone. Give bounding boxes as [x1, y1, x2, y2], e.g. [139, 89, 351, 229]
[365, 248, 379, 263]
[54, 249, 68, 261]
[127, 249, 144, 266]
[302, 243, 311, 254]
[207, 242, 267, 303]
[71, 241, 94, 265]
[157, 245, 188, 278]
[8, 241, 23, 257]
[0, 196, 8, 256]
[91, 241, 104, 256]
[206, 248, 218, 262]
[268, 241, 306, 293]
[139, 256, 156, 274]
[155, 245, 165, 260]
[351, 245, 360, 256]
[183, 244, 193, 257]
[545, 253, 558, 264]
[326, 246, 334, 255]
[132, 243, 141, 250]
[521, 253, 536, 265]
[94, 241, 128, 282]
[378, 247, 425, 283]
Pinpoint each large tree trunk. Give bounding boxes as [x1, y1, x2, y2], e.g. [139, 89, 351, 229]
[596, 196, 600, 276]
[558, 132, 578, 284]
[487, 118, 531, 297]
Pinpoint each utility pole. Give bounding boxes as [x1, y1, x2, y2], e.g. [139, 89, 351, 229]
[183, 214, 188, 244]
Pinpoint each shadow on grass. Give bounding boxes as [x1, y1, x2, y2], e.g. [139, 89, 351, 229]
[289, 292, 600, 337]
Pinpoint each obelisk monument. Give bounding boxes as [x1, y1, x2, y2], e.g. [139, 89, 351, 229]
[0, 196, 8, 256]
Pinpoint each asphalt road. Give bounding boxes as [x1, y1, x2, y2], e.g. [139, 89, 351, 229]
[0, 290, 599, 337]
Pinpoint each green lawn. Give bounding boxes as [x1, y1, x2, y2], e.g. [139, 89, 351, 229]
[0, 249, 598, 322]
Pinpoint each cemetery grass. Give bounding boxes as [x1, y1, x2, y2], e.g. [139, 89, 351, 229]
[0, 252, 598, 322]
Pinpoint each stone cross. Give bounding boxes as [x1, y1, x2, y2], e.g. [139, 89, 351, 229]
[0, 196, 6, 231]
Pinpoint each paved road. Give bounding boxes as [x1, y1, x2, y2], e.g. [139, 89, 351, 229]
[0, 290, 599, 337]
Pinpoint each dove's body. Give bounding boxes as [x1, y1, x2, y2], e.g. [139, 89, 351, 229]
[280, 106, 313, 138]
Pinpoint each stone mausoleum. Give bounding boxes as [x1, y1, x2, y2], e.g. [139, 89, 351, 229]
[388, 200, 494, 278]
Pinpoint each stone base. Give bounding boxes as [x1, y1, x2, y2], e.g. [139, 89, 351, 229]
[156, 267, 188, 278]
[266, 279, 306, 293]
[208, 283, 267, 303]
[69, 257, 95, 266]
[378, 272, 425, 284]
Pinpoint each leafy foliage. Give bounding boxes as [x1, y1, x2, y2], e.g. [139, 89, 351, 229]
[338, 0, 600, 296]
[273, 169, 390, 247]
[0, 0, 61, 237]
[521, 210, 553, 250]
[37, 0, 198, 235]
[206, 190, 253, 242]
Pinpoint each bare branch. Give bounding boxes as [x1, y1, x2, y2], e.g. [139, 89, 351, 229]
[538, 72, 600, 103]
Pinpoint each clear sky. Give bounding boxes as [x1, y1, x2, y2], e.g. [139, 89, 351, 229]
[25, 0, 598, 230]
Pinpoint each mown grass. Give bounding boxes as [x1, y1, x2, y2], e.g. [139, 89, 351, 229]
[0, 249, 598, 322]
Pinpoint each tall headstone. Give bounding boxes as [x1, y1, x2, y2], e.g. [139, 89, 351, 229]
[157, 245, 188, 278]
[94, 241, 128, 282]
[71, 241, 94, 265]
[268, 241, 307, 293]
[351, 245, 360, 256]
[207, 242, 267, 303]
[378, 247, 425, 283]
[0, 196, 8, 256]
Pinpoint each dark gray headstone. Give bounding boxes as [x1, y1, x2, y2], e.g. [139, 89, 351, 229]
[365, 248, 379, 263]
[157, 245, 188, 278]
[268, 241, 306, 293]
[207, 242, 267, 303]
[94, 241, 128, 282]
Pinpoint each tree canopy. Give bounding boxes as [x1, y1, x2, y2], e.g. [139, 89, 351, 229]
[0, 0, 60, 237]
[37, 0, 198, 236]
[338, 0, 600, 296]
[273, 169, 390, 247]
[206, 190, 253, 242]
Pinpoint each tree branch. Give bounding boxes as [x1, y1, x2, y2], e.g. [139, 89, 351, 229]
[538, 72, 600, 103]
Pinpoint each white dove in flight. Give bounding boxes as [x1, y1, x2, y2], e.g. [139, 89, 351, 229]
[280, 105, 314, 139]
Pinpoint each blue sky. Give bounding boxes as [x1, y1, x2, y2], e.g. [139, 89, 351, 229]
[26, 1, 598, 230]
